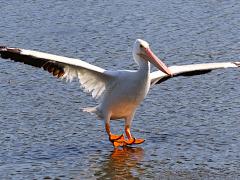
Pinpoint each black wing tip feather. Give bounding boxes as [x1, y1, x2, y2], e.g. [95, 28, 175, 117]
[156, 62, 240, 84]
[0, 45, 21, 60]
[1, 47, 21, 53]
[0, 46, 8, 53]
[0, 46, 22, 59]
[0, 46, 65, 78]
[233, 62, 240, 67]
[155, 69, 213, 84]
[0, 45, 7, 49]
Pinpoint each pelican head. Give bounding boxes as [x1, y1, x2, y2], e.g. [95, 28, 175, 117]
[133, 39, 172, 76]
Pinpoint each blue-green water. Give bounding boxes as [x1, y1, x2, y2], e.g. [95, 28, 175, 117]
[0, 0, 240, 179]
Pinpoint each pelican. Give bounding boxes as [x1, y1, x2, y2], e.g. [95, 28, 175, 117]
[0, 39, 239, 147]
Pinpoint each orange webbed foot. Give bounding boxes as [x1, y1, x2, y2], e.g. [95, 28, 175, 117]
[123, 138, 135, 145]
[123, 137, 145, 146]
[133, 138, 145, 144]
[124, 125, 145, 146]
[111, 135, 125, 147]
[112, 137, 145, 147]
[113, 140, 124, 147]
[109, 134, 124, 142]
[112, 138, 134, 147]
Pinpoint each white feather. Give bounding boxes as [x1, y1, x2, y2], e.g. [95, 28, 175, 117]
[19, 49, 113, 100]
[150, 62, 240, 85]
[62, 65, 109, 99]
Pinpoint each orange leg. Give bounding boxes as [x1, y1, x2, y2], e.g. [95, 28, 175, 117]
[123, 125, 135, 145]
[124, 125, 145, 145]
[105, 123, 124, 147]
[105, 123, 145, 147]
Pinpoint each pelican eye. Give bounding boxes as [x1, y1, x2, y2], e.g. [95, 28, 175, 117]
[140, 44, 144, 48]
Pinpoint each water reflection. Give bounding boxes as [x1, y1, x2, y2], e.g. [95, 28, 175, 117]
[96, 147, 145, 179]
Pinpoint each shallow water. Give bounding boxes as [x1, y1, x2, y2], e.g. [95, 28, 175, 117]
[0, 0, 240, 179]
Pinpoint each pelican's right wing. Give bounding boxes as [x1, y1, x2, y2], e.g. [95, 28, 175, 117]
[0, 46, 114, 99]
[150, 62, 240, 85]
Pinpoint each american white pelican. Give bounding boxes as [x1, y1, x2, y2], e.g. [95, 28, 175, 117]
[0, 39, 239, 147]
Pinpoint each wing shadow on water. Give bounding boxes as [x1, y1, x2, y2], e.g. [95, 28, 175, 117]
[95, 146, 145, 179]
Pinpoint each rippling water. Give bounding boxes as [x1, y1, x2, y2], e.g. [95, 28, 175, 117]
[0, 0, 240, 179]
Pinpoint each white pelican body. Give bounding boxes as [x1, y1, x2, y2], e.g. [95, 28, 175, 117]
[97, 68, 150, 121]
[0, 39, 239, 146]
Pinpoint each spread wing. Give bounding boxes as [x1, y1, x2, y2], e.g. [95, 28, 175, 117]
[0, 46, 113, 99]
[150, 62, 240, 85]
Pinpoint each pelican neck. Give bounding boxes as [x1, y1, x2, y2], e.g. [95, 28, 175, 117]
[138, 60, 150, 73]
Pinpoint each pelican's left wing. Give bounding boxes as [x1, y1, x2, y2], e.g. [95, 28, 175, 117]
[150, 62, 240, 85]
[0, 46, 113, 99]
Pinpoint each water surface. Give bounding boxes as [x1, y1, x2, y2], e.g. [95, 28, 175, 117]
[0, 0, 240, 179]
